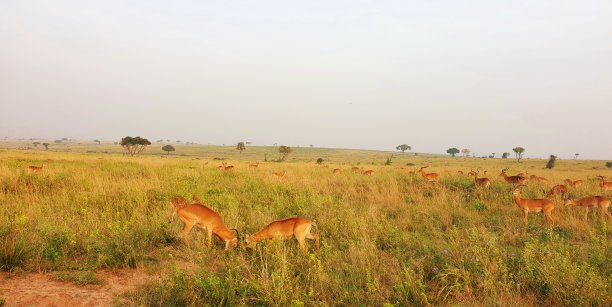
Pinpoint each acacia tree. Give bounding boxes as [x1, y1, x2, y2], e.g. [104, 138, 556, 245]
[120, 136, 151, 156]
[546, 155, 557, 169]
[502, 152, 510, 159]
[236, 142, 246, 157]
[278, 145, 293, 161]
[32, 142, 40, 147]
[512, 147, 526, 162]
[574, 153, 579, 160]
[461, 148, 471, 157]
[396, 144, 411, 153]
[42, 142, 50, 150]
[446, 148, 460, 157]
[162, 144, 175, 155]
[94, 139, 101, 145]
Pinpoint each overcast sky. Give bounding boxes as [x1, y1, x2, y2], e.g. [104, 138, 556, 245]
[1, 1, 611, 159]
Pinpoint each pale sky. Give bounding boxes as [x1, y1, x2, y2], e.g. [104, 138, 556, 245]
[1, 1, 611, 159]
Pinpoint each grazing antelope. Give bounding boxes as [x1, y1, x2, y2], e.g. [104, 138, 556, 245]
[272, 171, 285, 178]
[512, 187, 555, 224]
[352, 166, 362, 172]
[564, 179, 584, 188]
[245, 217, 320, 253]
[564, 196, 610, 221]
[418, 166, 439, 183]
[529, 175, 548, 184]
[332, 168, 341, 175]
[546, 184, 568, 199]
[499, 169, 527, 186]
[472, 169, 490, 189]
[596, 176, 612, 191]
[169, 196, 238, 250]
[363, 169, 374, 176]
[27, 163, 44, 173]
[249, 162, 259, 169]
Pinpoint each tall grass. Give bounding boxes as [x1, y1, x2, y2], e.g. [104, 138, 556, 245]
[0, 149, 610, 305]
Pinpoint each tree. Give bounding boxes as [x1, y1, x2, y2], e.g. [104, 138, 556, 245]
[32, 142, 40, 147]
[461, 148, 471, 157]
[446, 148, 460, 157]
[574, 153, 579, 160]
[546, 155, 557, 169]
[236, 142, 246, 157]
[502, 152, 510, 159]
[278, 145, 293, 161]
[42, 143, 50, 150]
[120, 136, 151, 156]
[316, 158, 324, 165]
[512, 147, 525, 162]
[162, 145, 175, 155]
[396, 144, 411, 153]
[94, 139, 101, 145]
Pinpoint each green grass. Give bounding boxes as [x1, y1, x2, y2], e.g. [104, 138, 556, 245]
[0, 145, 611, 306]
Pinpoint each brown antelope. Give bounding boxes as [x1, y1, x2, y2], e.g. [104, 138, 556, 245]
[352, 166, 362, 172]
[222, 162, 234, 171]
[529, 174, 548, 184]
[457, 170, 464, 175]
[27, 163, 44, 173]
[596, 176, 612, 191]
[332, 168, 341, 175]
[363, 169, 374, 176]
[418, 166, 439, 183]
[564, 179, 584, 188]
[512, 187, 555, 224]
[245, 217, 319, 253]
[499, 169, 527, 186]
[472, 169, 490, 189]
[169, 196, 238, 250]
[564, 196, 610, 221]
[546, 184, 568, 199]
[272, 171, 285, 178]
[249, 162, 259, 169]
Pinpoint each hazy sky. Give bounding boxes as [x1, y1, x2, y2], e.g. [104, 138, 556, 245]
[1, 1, 611, 159]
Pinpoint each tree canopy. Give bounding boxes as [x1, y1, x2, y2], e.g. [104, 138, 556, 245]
[512, 147, 526, 162]
[236, 142, 246, 156]
[162, 145, 175, 155]
[395, 144, 411, 153]
[278, 145, 293, 161]
[446, 148, 460, 157]
[120, 136, 151, 156]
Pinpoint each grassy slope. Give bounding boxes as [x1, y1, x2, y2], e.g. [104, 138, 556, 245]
[0, 145, 610, 306]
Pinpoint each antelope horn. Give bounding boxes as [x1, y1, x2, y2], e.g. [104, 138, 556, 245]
[231, 228, 241, 241]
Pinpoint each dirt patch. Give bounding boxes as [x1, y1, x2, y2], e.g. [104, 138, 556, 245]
[0, 269, 151, 307]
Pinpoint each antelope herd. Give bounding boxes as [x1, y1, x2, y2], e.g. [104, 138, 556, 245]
[21, 158, 610, 253]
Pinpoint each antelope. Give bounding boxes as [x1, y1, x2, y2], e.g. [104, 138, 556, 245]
[272, 171, 285, 178]
[564, 179, 584, 188]
[596, 176, 612, 191]
[512, 187, 555, 224]
[457, 170, 464, 175]
[363, 169, 374, 176]
[245, 217, 320, 253]
[418, 166, 439, 183]
[529, 175, 548, 184]
[564, 196, 610, 221]
[249, 162, 259, 169]
[499, 169, 527, 186]
[546, 184, 568, 199]
[222, 162, 234, 171]
[27, 163, 44, 173]
[472, 169, 490, 189]
[351, 166, 362, 172]
[332, 168, 341, 175]
[169, 196, 238, 250]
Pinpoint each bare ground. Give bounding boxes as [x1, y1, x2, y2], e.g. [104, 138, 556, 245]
[0, 269, 152, 307]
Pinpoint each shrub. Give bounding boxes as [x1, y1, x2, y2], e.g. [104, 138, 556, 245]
[545, 155, 557, 169]
[606, 162, 612, 168]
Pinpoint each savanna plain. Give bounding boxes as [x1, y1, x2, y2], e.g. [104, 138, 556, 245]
[0, 143, 610, 306]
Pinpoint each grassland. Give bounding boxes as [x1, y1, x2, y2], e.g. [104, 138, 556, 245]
[0, 144, 611, 306]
